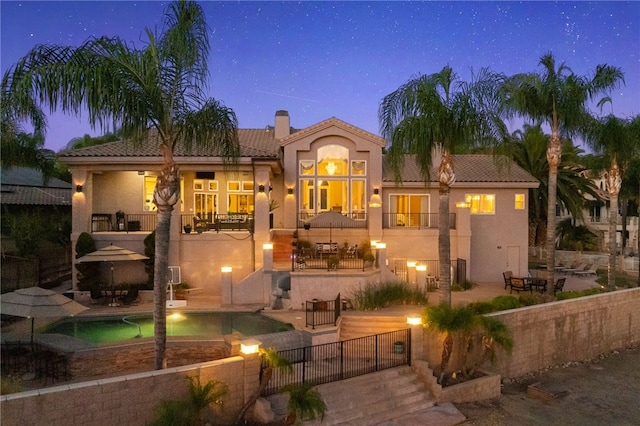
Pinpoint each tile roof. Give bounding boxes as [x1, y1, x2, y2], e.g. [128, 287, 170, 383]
[59, 129, 280, 159]
[382, 154, 538, 184]
[1, 167, 71, 206]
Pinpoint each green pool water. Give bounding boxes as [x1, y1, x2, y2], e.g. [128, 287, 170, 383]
[43, 312, 294, 344]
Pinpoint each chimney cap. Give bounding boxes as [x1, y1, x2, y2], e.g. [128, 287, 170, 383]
[275, 110, 289, 116]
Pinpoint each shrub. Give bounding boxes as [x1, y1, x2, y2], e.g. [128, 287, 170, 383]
[555, 290, 582, 300]
[349, 281, 428, 310]
[467, 301, 495, 315]
[297, 239, 312, 249]
[75, 232, 99, 291]
[0, 374, 23, 395]
[518, 292, 542, 306]
[490, 295, 521, 311]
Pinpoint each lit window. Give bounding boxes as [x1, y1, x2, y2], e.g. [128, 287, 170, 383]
[208, 181, 218, 191]
[465, 194, 495, 215]
[515, 194, 525, 210]
[227, 181, 240, 191]
[299, 160, 315, 175]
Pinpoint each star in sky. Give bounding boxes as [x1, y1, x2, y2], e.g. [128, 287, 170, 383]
[1, 1, 638, 152]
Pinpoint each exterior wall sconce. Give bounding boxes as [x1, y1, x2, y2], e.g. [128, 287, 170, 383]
[287, 187, 294, 195]
[368, 187, 382, 208]
[76, 185, 83, 193]
[258, 184, 265, 193]
[240, 338, 262, 355]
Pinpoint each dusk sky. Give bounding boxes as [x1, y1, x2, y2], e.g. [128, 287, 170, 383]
[1, 1, 638, 153]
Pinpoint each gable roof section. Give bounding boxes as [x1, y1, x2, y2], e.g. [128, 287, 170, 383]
[1, 167, 71, 206]
[382, 154, 539, 185]
[59, 129, 280, 160]
[279, 117, 385, 147]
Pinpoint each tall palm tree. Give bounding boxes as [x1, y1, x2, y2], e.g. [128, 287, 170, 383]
[4, 0, 240, 369]
[379, 66, 505, 306]
[583, 114, 638, 290]
[501, 52, 624, 292]
[510, 124, 599, 248]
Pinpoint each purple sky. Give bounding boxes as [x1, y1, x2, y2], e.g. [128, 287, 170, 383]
[2, 1, 638, 152]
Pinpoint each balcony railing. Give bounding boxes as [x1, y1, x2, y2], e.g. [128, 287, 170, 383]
[297, 211, 368, 229]
[91, 213, 157, 233]
[383, 212, 456, 229]
[291, 248, 369, 271]
[180, 213, 254, 233]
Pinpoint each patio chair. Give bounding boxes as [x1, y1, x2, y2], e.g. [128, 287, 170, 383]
[503, 271, 513, 289]
[90, 285, 107, 305]
[553, 278, 566, 295]
[120, 288, 139, 306]
[509, 277, 531, 294]
[574, 264, 598, 278]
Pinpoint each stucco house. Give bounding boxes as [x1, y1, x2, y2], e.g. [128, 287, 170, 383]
[59, 110, 538, 305]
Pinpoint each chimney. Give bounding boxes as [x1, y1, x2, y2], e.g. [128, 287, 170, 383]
[274, 110, 290, 140]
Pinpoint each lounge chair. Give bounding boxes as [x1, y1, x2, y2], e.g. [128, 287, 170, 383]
[563, 263, 588, 275]
[553, 278, 566, 295]
[574, 264, 599, 278]
[503, 271, 513, 289]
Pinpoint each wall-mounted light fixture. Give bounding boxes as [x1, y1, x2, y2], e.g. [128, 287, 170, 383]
[76, 185, 83, 193]
[406, 315, 423, 326]
[137, 171, 145, 176]
[262, 243, 273, 250]
[287, 187, 294, 195]
[368, 187, 382, 208]
[258, 184, 265, 193]
[221, 266, 232, 273]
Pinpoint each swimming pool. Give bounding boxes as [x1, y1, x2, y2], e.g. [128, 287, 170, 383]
[43, 312, 294, 344]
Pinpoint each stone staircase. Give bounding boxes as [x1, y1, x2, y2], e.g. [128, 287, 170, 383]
[339, 313, 410, 341]
[267, 365, 464, 425]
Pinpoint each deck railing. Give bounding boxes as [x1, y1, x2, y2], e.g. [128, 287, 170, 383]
[291, 248, 367, 271]
[90, 213, 157, 233]
[393, 258, 467, 284]
[305, 294, 341, 329]
[262, 328, 411, 396]
[383, 212, 456, 229]
[297, 212, 368, 229]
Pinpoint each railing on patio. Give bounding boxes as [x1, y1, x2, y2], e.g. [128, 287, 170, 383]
[291, 248, 368, 272]
[305, 294, 341, 329]
[393, 258, 467, 285]
[90, 213, 157, 233]
[180, 213, 254, 233]
[262, 329, 411, 396]
[297, 212, 368, 229]
[383, 212, 456, 229]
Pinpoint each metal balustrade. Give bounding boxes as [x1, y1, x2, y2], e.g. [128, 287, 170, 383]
[262, 328, 411, 396]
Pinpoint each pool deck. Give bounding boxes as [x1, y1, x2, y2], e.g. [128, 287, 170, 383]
[2, 273, 601, 342]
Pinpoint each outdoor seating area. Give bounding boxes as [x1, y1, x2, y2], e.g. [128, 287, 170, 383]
[503, 270, 571, 294]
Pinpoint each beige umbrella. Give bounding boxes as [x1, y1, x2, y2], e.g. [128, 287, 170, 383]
[76, 244, 149, 306]
[0, 286, 89, 343]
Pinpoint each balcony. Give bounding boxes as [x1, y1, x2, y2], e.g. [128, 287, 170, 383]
[383, 213, 456, 229]
[91, 213, 157, 233]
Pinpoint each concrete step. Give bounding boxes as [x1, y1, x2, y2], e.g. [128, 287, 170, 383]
[292, 366, 441, 425]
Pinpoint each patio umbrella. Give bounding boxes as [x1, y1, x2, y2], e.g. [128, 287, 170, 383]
[0, 286, 89, 343]
[76, 244, 149, 306]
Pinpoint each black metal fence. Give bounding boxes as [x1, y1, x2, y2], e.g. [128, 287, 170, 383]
[90, 213, 157, 233]
[383, 212, 456, 229]
[305, 294, 341, 329]
[262, 329, 411, 396]
[180, 213, 254, 233]
[291, 248, 368, 271]
[297, 213, 368, 229]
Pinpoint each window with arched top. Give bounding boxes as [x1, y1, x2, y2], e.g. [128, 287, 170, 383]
[298, 145, 367, 220]
[317, 145, 348, 176]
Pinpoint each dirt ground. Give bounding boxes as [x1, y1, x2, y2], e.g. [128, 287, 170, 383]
[456, 343, 640, 425]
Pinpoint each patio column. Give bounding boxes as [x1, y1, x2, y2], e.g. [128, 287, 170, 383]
[416, 265, 427, 291]
[262, 243, 273, 272]
[254, 165, 271, 269]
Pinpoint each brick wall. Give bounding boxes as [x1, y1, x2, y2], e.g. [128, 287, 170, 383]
[0, 354, 260, 426]
[421, 288, 640, 378]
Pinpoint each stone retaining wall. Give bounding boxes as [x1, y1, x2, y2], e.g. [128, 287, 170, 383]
[1, 354, 260, 426]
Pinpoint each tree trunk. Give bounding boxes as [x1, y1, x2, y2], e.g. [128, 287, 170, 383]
[153, 160, 181, 370]
[439, 332, 454, 384]
[236, 366, 273, 423]
[545, 133, 562, 294]
[606, 161, 622, 290]
[438, 152, 455, 306]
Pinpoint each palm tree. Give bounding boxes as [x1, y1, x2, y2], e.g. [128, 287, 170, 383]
[509, 124, 599, 248]
[4, 0, 240, 369]
[501, 52, 624, 292]
[281, 382, 326, 425]
[583, 114, 639, 290]
[236, 347, 292, 424]
[379, 66, 505, 306]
